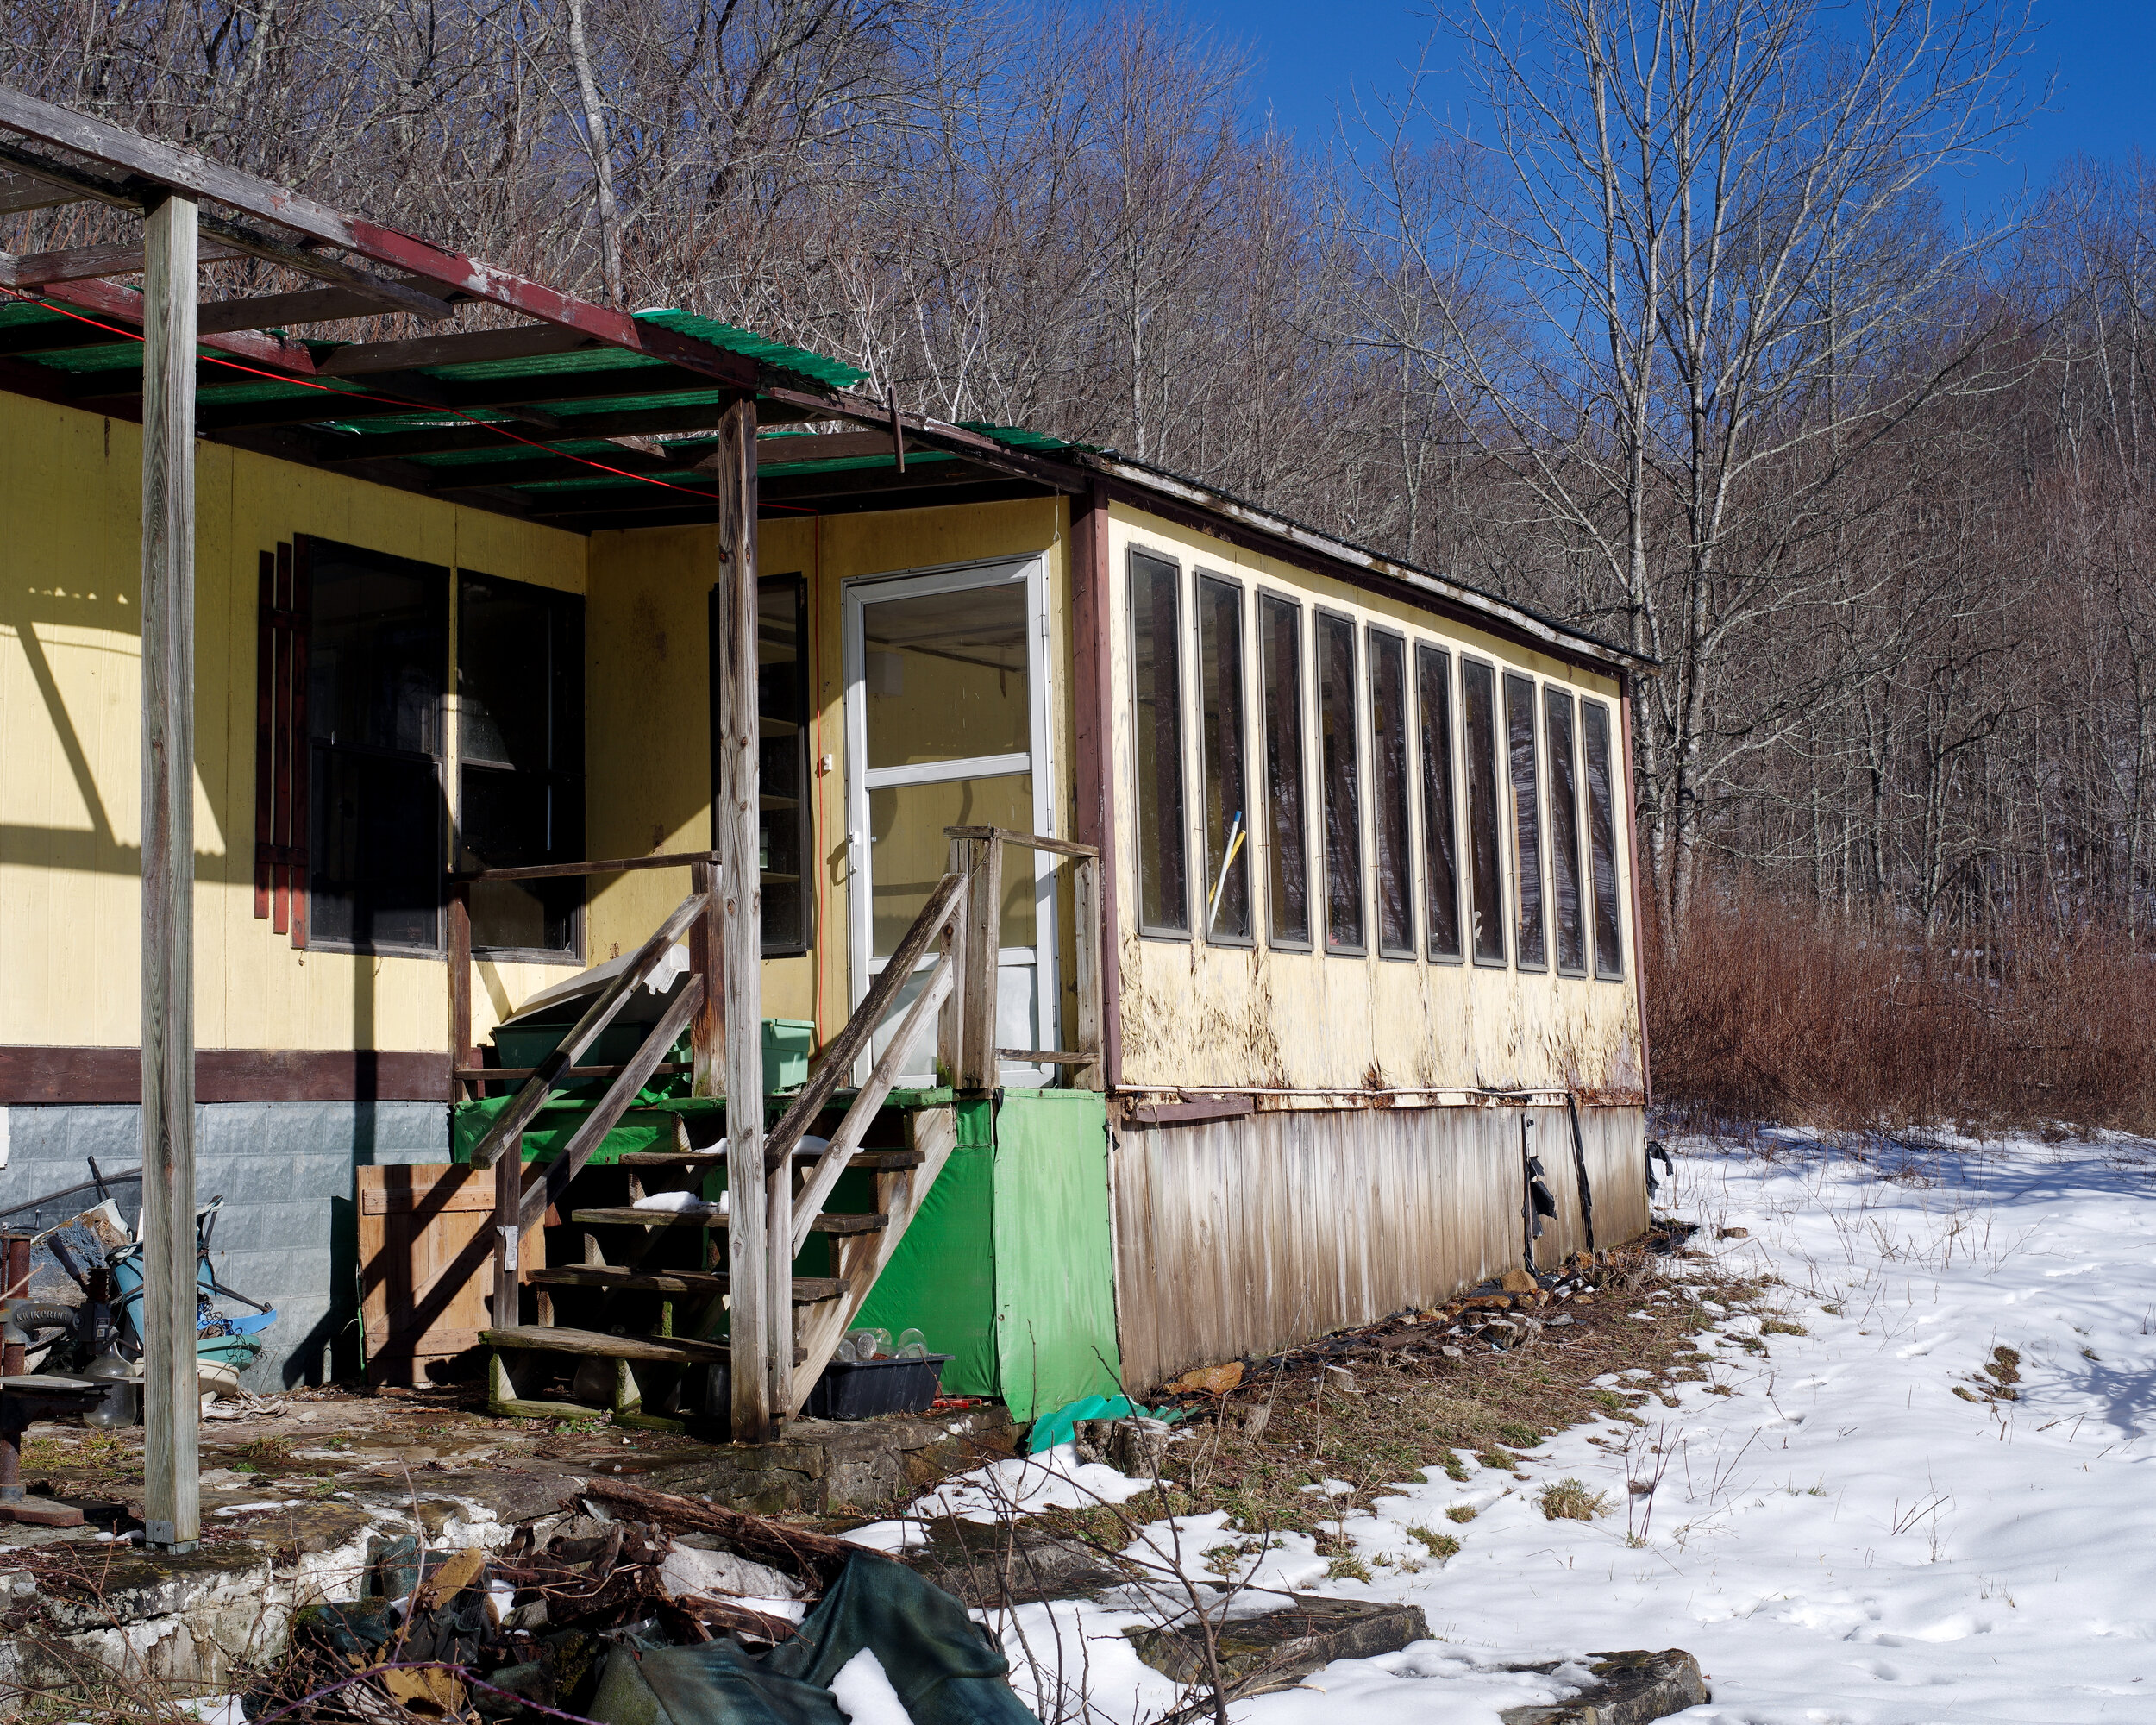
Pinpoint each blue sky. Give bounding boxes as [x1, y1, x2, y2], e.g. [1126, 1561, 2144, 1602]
[1189, 1, 2153, 215]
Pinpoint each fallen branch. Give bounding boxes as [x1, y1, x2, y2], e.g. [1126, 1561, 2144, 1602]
[580, 1477, 874, 1589]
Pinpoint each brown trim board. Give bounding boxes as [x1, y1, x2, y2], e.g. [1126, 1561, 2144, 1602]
[0, 1047, 451, 1105]
[1069, 484, 1124, 1088]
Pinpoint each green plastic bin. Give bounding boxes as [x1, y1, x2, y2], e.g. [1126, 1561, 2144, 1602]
[763, 1019, 816, 1091]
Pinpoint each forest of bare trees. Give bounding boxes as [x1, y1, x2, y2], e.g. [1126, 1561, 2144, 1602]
[4, 0, 2152, 955]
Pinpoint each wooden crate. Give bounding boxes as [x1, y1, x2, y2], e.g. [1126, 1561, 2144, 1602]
[359, 1164, 540, 1388]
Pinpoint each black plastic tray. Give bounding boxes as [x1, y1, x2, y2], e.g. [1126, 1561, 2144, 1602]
[803, 1352, 952, 1421]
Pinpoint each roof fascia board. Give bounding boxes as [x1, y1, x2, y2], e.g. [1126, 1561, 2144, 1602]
[1087, 458, 1652, 675]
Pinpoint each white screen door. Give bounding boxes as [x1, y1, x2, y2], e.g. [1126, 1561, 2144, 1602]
[843, 556, 1056, 1084]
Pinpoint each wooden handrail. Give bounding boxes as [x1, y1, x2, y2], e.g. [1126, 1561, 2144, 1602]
[467, 888, 712, 1169]
[761, 869, 970, 1176]
[450, 848, 719, 884]
[944, 824, 1100, 860]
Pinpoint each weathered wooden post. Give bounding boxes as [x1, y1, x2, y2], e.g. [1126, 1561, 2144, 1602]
[139, 190, 200, 1554]
[711, 395, 775, 1439]
[957, 836, 1002, 1091]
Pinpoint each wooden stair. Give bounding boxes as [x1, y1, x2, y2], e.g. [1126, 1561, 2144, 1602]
[523, 1264, 843, 1305]
[568, 1207, 888, 1235]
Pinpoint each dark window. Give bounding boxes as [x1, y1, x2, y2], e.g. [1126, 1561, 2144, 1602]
[1369, 628, 1413, 958]
[459, 574, 585, 958]
[1545, 687, 1586, 975]
[1317, 611, 1364, 954]
[759, 576, 811, 956]
[1417, 644, 1461, 962]
[1131, 549, 1189, 937]
[1196, 574, 1251, 943]
[1506, 672, 1545, 969]
[307, 538, 448, 953]
[1258, 593, 1310, 948]
[1462, 658, 1506, 965]
[1583, 698, 1626, 980]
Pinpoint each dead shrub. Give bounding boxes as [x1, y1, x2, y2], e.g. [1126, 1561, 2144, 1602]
[1646, 881, 2156, 1133]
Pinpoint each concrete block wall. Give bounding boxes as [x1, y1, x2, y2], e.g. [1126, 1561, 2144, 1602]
[0, 1101, 450, 1386]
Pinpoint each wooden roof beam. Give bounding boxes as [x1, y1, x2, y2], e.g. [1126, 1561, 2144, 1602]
[0, 168, 84, 213]
[197, 285, 453, 334]
[315, 323, 604, 376]
[3, 237, 247, 285]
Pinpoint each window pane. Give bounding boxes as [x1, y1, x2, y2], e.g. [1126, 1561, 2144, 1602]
[868, 775, 1034, 955]
[1318, 612, 1364, 953]
[460, 573, 583, 957]
[1259, 594, 1309, 946]
[459, 574, 581, 772]
[306, 538, 447, 953]
[1506, 672, 1545, 969]
[759, 576, 811, 955]
[862, 582, 1029, 768]
[310, 543, 445, 756]
[310, 746, 442, 950]
[1369, 630, 1413, 956]
[1545, 687, 1585, 974]
[1583, 699, 1625, 980]
[462, 770, 583, 952]
[1196, 575, 1251, 942]
[1131, 550, 1189, 935]
[1417, 645, 1461, 961]
[1462, 660, 1505, 963]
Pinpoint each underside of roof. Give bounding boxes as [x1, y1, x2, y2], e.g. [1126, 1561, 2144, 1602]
[0, 82, 1651, 676]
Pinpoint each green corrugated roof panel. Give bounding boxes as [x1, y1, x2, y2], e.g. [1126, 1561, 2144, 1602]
[407, 437, 644, 469]
[756, 448, 956, 478]
[511, 470, 715, 494]
[958, 422, 1092, 455]
[633, 309, 867, 391]
[420, 345, 667, 384]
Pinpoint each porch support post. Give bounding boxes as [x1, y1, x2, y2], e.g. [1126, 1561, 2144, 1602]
[713, 394, 778, 1439]
[139, 190, 200, 1553]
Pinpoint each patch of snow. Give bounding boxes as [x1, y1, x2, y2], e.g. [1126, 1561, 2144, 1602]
[829, 1647, 909, 1725]
[953, 1133, 2156, 1723]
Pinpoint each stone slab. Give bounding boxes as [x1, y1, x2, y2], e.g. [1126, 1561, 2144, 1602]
[1128, 1595, 1431, 1689]
[1498, 1648, 1710, 1724]
[903, 1517, 1126, 1606]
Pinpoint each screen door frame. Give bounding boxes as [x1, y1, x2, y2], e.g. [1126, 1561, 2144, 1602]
[841, 552, 1058, 1082]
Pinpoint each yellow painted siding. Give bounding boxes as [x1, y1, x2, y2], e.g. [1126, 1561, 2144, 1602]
[0, 392, 586, 1053]
[1106, 503, 1645, 1097]
[584, 498, 1070, 1046]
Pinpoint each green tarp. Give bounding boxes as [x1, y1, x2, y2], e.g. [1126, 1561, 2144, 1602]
[855, 1091, 1121, 1422]
[586, 1552, 1037, 1725]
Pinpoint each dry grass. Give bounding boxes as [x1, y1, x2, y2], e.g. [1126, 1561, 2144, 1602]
[1537, 1477, 1608, 1521]
[1646, 883, 2156, 1133]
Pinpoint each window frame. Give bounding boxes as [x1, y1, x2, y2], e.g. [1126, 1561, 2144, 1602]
[459, 570, 587, 966]
[1315, 606, 1367, 958]
[304, 535, 450, 959]
[1256, 588, 1313, 953]
[1129, 545, 1194, 941]
[1416, 642, 1463, 965]
[1460, 655, 1508, 969]
[722, 571, 814, 960]
[1582, 695, 1627, 982]
[1504, 670, 1548, 973]
[1194, 568, 1255, 949]
[1544, 683, 1587, 978]
[1367, 624, 1416, 962]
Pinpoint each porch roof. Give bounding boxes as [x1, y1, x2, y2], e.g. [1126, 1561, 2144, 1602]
[0, 81, 1651, 676]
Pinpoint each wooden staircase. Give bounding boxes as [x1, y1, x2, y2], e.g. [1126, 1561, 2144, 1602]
[449, 826, 1100, 1439]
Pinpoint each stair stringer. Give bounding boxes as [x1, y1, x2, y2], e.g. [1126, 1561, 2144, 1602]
[787, 1104, 958, 1418]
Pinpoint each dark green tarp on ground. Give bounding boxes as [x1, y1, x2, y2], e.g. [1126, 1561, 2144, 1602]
[586, 1552, 1038, 1725]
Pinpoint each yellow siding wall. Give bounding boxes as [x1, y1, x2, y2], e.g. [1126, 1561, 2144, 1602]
[584, 499, 1070, 1045]
[0, 393, 586, 1052]
[1106, 503, 1646, 1098]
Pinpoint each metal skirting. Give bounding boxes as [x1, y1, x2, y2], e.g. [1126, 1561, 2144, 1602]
[1108, 1101, 1647, 1393]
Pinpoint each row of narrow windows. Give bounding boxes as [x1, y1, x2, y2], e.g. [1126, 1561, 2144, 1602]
[1129, 548, 1626, 980]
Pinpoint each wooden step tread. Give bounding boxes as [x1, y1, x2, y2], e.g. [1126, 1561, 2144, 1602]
[569, 1207, 888, 1236]
[613, 1148, 922, 1170]
[524, 1265, 843, 1305]
[482, 1325, 730, 1364]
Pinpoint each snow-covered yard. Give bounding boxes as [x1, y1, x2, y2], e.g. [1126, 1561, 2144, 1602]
[871, 1132, 2156, 1723]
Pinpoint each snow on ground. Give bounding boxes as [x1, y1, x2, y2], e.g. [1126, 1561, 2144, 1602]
[901, 1132, 2156, 1724]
